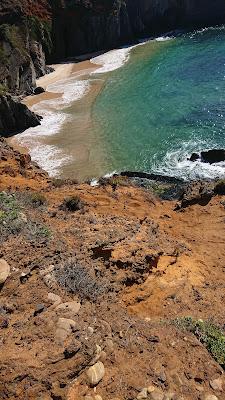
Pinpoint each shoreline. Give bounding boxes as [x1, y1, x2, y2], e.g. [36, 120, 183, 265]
[8, 45, 137, 180]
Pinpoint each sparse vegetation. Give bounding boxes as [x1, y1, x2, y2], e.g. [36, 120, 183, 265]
[174, 317, 225, 367]
[24, 16, 52, 56]
[0, 191, 51, 243]
[0, 24, 28, 57]
[0, 192, 24, 242]
[25, 221, 52, 240]
[16, 191, 47, 208]
[55, 259, 107, 302]
[60, 195, 84, 212]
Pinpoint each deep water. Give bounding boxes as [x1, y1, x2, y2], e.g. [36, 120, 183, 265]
[92, 26, 225, 180]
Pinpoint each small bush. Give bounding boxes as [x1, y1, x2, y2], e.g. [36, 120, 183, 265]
[60, 196, 84, 212]
[16, 191, 47, 208]
[174, 317, 225, 367]
[55, 259, 107, 302]
[25, 222, 51, 240]
[0, 192, 24, 242]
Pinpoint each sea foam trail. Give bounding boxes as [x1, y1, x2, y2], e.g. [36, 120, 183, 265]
[152, 142, 225, 181]
[91, 47, 133, 74]
[90, 35, 174, 74]
[17, 76, 91, 176]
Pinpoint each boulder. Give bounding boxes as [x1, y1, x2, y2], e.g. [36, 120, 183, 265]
[86, 361, 105, 386]
[201, 149, 225, 164]
[0, 95, 41, 137]
[0, 259, 10, 284]
[34, 86, 45, 95]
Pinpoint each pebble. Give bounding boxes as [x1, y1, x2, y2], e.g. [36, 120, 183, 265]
[34, 304, 46, 316]
[94, 396, 103, 400]
[210, 377, 223, 391]
[86, 361, 105, 386]
[137, 388, 148, 399]
[0, 259, 10, 284]
[56, 301, 81, 315]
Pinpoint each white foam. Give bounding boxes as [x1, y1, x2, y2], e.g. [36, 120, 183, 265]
[91, 34, 174, 74]
[16, 74, 91, 176]
[155, 36, 172, 42]
[152, 141, 225, 181]
[46, 77, 90, 109]
[29, 143, 72, 177]
[91, 47, 133, 74]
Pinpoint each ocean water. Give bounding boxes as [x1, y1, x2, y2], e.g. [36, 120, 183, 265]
[18, 25, 225, 180]
[91, 26, 225, 180]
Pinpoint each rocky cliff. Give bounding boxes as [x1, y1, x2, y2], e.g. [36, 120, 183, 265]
[51, 0, 225, 59]
[0, 0, 51, 134]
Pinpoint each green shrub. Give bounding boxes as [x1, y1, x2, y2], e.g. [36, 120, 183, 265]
[174, 317, 225, 367]
[60, 195, 84, 212]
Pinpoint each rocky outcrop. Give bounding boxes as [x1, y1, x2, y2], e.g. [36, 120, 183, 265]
[0, 95, 41, 136]
[50, 0, 225, 60]
[0, 0, 51, 95]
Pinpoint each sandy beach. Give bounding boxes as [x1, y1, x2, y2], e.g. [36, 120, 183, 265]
[23, 59, 99, 108]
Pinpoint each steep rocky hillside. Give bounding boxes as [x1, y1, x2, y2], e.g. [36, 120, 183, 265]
[1, 138, 225, 400]
[51, 0, 225, 59]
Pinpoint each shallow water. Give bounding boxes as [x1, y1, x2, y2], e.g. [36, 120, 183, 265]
[17, 26, 225, 180]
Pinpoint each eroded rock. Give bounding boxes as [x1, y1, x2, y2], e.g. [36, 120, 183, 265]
[0, 259, 10, 284]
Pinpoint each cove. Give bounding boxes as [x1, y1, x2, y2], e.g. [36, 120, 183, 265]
[91, 26, 225, 181]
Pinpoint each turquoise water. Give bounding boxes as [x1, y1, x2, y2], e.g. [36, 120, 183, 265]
[92, 26, 225, 180]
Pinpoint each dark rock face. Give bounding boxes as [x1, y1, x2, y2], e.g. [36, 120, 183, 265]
[201, 149, 225, 164]
[34, 86, 45, 95]
[50, 0, 225, 60]
[0, 0, 50, 95]
[0, 95, 41, 137]
[176, 181, 214, 209]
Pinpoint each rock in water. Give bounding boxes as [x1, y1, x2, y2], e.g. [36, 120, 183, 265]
[86, 361, 105, 386]
[0, 259, 10, 284]
[201, 149, 225, 164]
[189, 152, 200, 162]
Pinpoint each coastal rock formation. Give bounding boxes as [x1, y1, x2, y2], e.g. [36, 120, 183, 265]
[0, 0, 51, 95]
[51, 0, 225, 60]
[0, 94, 41, 136]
